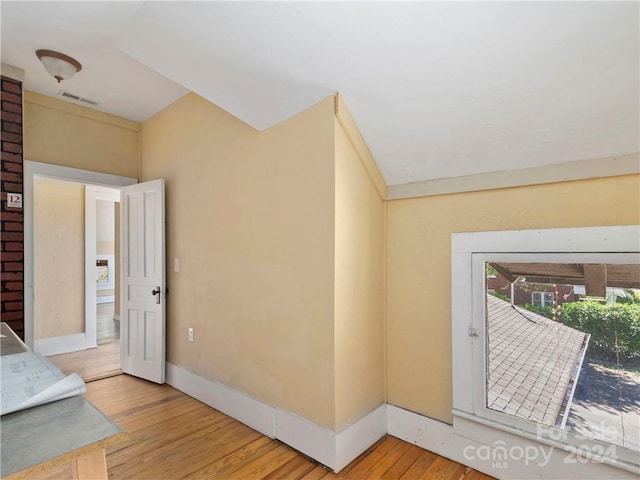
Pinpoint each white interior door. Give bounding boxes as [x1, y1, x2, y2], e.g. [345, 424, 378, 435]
[120, 179, 166, 383]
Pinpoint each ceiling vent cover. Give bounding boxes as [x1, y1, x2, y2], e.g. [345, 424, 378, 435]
[58, 90, 99, 106]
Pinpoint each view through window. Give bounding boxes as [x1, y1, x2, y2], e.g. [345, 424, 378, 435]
[485, 262, 640, 453]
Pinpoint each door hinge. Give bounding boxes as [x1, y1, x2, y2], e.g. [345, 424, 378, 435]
[468, 327, 479, 337]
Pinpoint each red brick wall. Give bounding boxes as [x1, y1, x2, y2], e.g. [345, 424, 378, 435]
[487, 273, 579, 307]
[1, 75, 24, 338]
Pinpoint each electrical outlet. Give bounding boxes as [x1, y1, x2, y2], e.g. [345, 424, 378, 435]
[174, 257, 180, 272]
[188, 327, 194, 342]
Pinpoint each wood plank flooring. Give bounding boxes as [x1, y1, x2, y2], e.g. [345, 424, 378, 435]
[47, 302, 121, 382]
[96, 302, 119, 345]
[47, 340, 121, 382]
[31, 374, 492, 480]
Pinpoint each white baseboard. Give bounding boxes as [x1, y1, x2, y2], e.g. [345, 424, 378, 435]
[35, 333, 96, 356]
[163, 365, 636, 478]
[387, 405, 638, 480]
[274, 408, 336, 468]
[97, 295, 115, 304]
[274, 403, 386, 471]
[165, 363, 385, 472]
[113, 315, 120, 322]
[335, 404, 387, 471]
[166, 363, 274, 437]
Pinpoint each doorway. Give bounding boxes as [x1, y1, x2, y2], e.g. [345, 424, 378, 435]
[24, 161, 137, 380]
[96, 198, 119, 345]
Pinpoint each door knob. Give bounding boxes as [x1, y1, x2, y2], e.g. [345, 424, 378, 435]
[152, 287, 161, 304]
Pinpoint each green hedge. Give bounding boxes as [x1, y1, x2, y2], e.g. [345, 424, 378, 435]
[558, 301, 640, 364]
[522, 303, 555, 320]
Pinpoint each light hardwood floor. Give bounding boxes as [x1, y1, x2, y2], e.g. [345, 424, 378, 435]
[47, 303, 122, 382]
[96, 303, 119, 345]
[47, 340, 121, 382]
[34, 374, 492, 480]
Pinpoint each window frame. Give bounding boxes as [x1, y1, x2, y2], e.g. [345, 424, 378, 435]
[452, 226, 640, 473]
[531, 291, 554, 308]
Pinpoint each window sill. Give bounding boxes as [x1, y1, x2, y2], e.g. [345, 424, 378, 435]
[452, 409, 640, 476]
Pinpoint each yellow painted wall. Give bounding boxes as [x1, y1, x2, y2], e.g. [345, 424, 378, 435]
[23, 91, 140, 178]
[34, 177, 85, 339]
[386, 174, 640, 423]
[334, 120, 385, 430]
[23, 91, 136, 333]
[97, 241, 114, 254]
[141, 93, 337, 429]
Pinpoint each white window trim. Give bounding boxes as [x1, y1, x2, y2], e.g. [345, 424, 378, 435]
[532, 291, 554, 308]
[452, 225, 640, 475]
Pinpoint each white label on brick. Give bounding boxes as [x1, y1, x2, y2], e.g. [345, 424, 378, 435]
[7, 193, 22, 208]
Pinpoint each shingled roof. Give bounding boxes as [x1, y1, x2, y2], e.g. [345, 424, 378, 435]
[486, 294, 589, 427]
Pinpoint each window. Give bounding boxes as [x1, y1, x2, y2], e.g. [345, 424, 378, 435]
[452, 226, 640, 474]
[531, 291, 554, 308]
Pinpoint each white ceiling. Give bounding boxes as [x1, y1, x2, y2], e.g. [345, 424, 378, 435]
[2, 2, 638, 186]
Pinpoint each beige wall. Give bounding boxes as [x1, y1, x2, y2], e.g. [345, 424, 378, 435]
[386, 174, 640, 424]
[23, 91, 140, 178]
[26, 83, 639, 436]
[334, 120, 385, 430]
[23, 91, 136, 323]
[141, 93, 337, 429]
[34, 177, 85, 339]
[97, 241, 114, 255]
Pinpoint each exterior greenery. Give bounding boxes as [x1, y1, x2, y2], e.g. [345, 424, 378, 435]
[522, 303, 554, 319]
[488, 289, 640, 366]
[490, 291, 510, 303]
[558, 301, 640, 365]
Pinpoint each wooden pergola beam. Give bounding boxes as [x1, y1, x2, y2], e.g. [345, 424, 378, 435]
[490, 263, 518, 283]
[582, 264, 607, 298]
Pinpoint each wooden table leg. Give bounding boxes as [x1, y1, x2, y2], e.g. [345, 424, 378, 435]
[72, 448, 108, 480]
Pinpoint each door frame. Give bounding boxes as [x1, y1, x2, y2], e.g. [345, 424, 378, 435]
[23, 160, 136, 351]
[85, 185, 121, 345]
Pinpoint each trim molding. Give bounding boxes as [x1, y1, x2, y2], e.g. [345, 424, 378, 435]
[24, 91, 141, 132]
[335, 403, 387, 471]
[166, 363, 386, 472]
[166, 363, 275, 438]
[1, 63, 25, 82]
[85, 186, 121, 354]
[166, 363, 636, 477]
[388, 405, 638, 480]
[449, 226, 640, 477]
[35, 333, 95, 357]
[23, 160, 136, 349]
[387, 153, 640, 200]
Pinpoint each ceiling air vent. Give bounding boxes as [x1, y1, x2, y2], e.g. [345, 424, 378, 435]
[57, 90, 99, 106]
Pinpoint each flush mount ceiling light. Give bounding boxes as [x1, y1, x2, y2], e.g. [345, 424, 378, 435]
[35, 49, 82, 83]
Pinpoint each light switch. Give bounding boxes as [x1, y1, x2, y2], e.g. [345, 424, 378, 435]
[174, 257, 180, 272]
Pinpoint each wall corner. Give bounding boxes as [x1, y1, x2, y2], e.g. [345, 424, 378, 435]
[334, 93, 387, 200]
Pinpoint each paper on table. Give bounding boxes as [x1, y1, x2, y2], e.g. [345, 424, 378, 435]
[15, 373, 86, 411]
[0, 352, 86, 415]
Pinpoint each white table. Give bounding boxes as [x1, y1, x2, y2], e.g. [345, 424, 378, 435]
[0, 323, 126, 479]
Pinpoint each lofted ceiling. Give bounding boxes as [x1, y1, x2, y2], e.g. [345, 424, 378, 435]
[2, 1, 638, 186]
